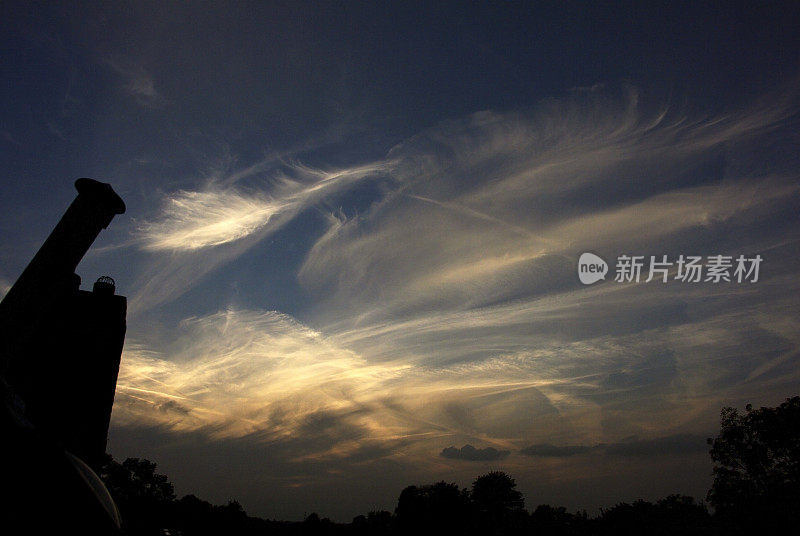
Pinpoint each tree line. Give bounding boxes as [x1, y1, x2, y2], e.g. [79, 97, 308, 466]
[101, 396, 800, 535]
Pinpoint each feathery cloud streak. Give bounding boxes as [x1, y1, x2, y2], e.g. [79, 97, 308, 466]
[115, 308, 566, 462]
[300, 87, 798, 326]
[293, 86, 798, 448]
[138, 189, 284, 251]
[137, 161, 390, 252]
[116, 86, 800, 476]
[127, 160, 390, 314]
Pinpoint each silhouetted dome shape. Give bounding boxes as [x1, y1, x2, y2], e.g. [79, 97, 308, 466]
[93, 276, 116, 295]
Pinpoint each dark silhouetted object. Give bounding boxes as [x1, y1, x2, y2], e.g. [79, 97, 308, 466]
[596, 496, 710, 536]
[99, 455, 175, 534]
[529, 504, 591, 535]
[0, 179, 126, 534]
[707, 396, 800, 534]
[471, 471, 526, 534]
[395, 481, 471, 532]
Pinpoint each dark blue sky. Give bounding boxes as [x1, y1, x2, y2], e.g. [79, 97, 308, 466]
[2, 1, 799, 521]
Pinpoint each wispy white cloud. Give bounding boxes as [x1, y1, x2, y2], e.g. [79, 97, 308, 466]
[113, 294, 800, 474]
[138, 189, 283, 251]
[105, 56, 164, 107]
[299, 86, 798, 326]
[137, 160, 391, 252]
[116, 85, 800, 480]
[288, 86, 799, 449]
[126, 158, 391, 314]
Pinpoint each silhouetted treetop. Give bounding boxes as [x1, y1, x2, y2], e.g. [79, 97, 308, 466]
[707, 396, 800, 532]
[87, 396, 800, 535]
[395, 481, 471, 531]
[100, 455, 175, 505]
[471, 471, 525, 514]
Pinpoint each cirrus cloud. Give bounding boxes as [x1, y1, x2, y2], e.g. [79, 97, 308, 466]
[138, 188, 284, 250]
[110, 84, 800, 520]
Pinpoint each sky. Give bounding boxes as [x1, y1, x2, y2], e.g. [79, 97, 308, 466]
[2, 0, 799, 522]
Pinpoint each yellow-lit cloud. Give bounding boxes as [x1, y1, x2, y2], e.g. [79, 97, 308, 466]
[137, 160, 390, 252]
[138, 189, 283, 250]
[114, 307, 592, 459]
[115, 85, 800, 470]
[127, 160, 392, 314]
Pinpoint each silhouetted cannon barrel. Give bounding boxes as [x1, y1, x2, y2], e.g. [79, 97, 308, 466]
[0, 178, 127, 532]
[0, 178, 125, 325]
[0, 178, 127, 467]
[34, 178, 124, 271]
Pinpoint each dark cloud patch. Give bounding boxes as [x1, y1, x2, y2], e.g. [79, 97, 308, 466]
[440, 444, 509, 461]
[702, 326, 796, 390]
[542, 300, 691, 341]
[441, 386, 559, 437]
[604, 433, 709, 457]
[156, 400, 190, 415]
[584, 349, 680, 409]
[291, 409, 369, 455]
[520, 443, 593, 457]
[520, 433, 710, 459]
[599, 350, 678, 393]
[338, 440, 412, 465]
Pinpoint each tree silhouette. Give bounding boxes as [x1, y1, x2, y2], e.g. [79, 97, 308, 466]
[99, 455, 175, 534]
[596, 496, 709, 536]
[172, 494, 275, 536]
[79, 395, 800, 536]
[100, 455, 175, 505]
[529, 504, 589, 535]
[598, 500, 658, 535]
[529, 504, 591, 535]
[653, 495, 709, 535]
[395, 481, 471, 532]
[707, 396, 800, 532]
[471, 471, 526, 534]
